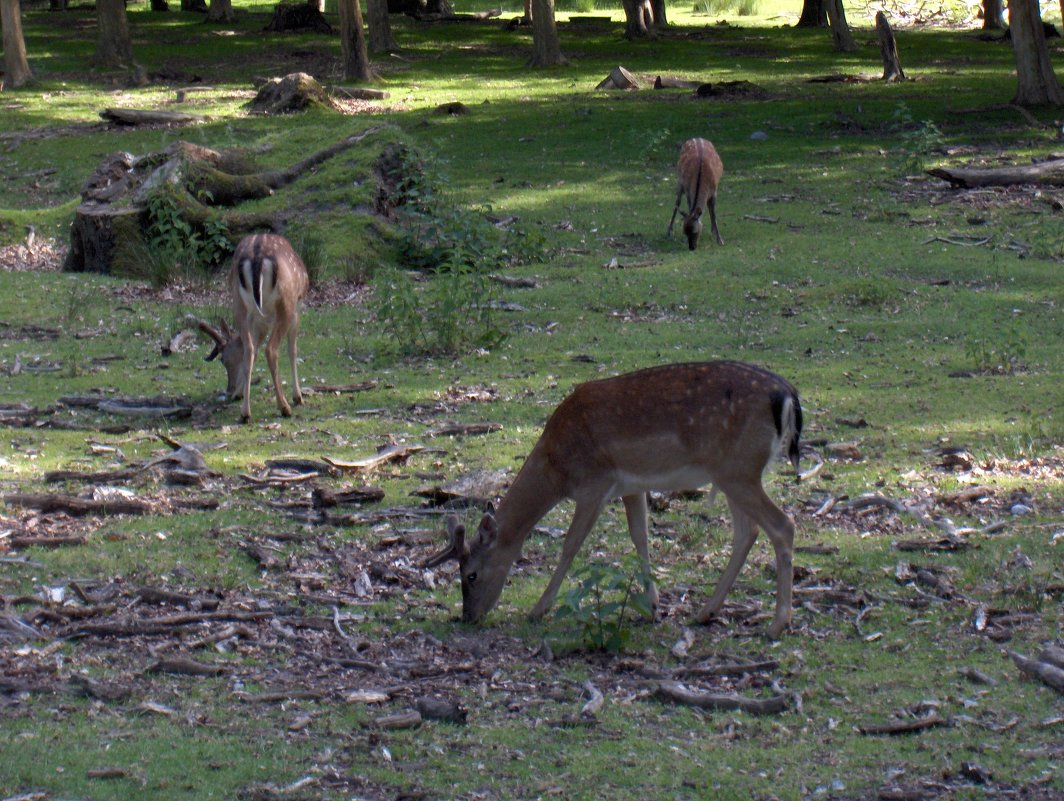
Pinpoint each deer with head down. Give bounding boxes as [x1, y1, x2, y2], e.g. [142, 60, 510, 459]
[667, 137, 724, 251]
[423, 360, 802, 639]
[196, 233, 309, 423]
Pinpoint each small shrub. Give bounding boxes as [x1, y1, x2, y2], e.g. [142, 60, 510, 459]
[893, 102, 946, 174]
[694, 0, 760, 15]
[554, 558, 654, 653]
[964, 316, 1028, 374]
[137, 185, 233, 286]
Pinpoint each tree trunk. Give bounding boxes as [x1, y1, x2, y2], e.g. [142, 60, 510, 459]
[982, 0, 1004, 29]
[824, 0, 857, 52]
[875, 11, 904, 81]
[94, 0, 134, 69]
[338, 0, 375, 81]
[308, 0, 324, 12]
[2, 0, 33, 88]
[180, 0, 208, 11]
[622, 0, 655, 38]
[206, 0, 235, 22]
[149, 0, 169, 10]
[1009, 0, 1064, 106]
[796, 0, 826, 28]
[529, 0, 565, 66]
[650, 0, 666, 27]
[366, 0, 398, 53]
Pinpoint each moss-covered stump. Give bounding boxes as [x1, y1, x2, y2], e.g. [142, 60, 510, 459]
[246, 72, 339, 115]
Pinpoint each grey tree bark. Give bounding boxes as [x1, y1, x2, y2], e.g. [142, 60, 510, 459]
[824, 0, 856, 52]
[1008, 0, 1064, 106]
[93, 0, 134, 69]
[796, 0, 826, 28]
[366, 0, 398, 53]
[1, 0, 33, 88]
[206, 0, 235, 22]
[622, 0, 655, 38]
[982, 0, 1005, 29]
[339, 0, 376, 81]
[529, 0, 566, 66]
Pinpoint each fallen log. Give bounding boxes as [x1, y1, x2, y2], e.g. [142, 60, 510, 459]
[927, 158, 1064, 188]
[1010, 651, 1064, 692]
[100, 108, 209, 126]
[4, 493, 153, 516]
[654, 75, 703, 89]
[654, 680, 790, 715]
[858, 712, 946, 735]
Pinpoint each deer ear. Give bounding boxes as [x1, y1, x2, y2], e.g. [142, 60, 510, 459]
[478, 512, 499, 548]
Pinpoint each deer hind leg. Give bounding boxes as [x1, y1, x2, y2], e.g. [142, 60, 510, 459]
[264, 320, 293, 417]
[529, 496, 606, 620]
[694, 494, 758, 626]
[622, 492, 658, 615]
[708, 195, 723, 246]
[238, 320, 259, 423]
[287, 323, 303, 407]
[700, 482, 794, 638]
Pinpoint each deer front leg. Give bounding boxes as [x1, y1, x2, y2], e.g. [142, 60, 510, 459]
[529, 497, 605, 620]
[694, 496, 758, 625]
[622, 492, 658, 615]
[708, 195, 724, 246]
[667, 186, 684, 237]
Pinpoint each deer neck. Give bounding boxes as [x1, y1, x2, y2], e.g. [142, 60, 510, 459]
[492, 441, 565, 557]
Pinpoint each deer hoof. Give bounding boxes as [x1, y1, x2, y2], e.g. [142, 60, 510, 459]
[239, 414, 251, 425]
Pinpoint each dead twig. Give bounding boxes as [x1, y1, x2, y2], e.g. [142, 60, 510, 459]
[654, 680, 789, 715]
[858, 712, 946, 735]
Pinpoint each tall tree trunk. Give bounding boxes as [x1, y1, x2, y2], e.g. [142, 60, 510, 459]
[529, 0, 565, 66]
[366, 0, 397, 53]
[1009, 0, 1064, 106]
[338, 0, 375, 81]
[149, 0, 169, 11]
[2, 0, 33, 87]
[824, 0, 856, 52]
[650, 0, 666, 27]
[622, 0, 655, 38]
[94, 0, 133, 68]
[796, 0, 826, 27]
[982, 0, 1005, 29]
[206, 0, 234, 21]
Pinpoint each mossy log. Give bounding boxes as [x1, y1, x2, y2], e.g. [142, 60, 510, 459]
[927, 158, 1064, 188]
[64, 127, 381, 274]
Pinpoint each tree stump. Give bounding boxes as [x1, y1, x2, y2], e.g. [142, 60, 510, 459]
[247, 72, 339, 115]
[596, 65, 640, 90]
[264, 2, 333, 32]
[63, 128, 382, 274]
[875, 12, 905, 82]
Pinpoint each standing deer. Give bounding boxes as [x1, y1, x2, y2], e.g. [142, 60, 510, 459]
[667, 138, 724, 250]
[196, 233, 309, 423]
[423, 360, 802, 639]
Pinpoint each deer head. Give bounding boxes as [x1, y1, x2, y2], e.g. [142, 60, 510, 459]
[195, 318, 246, 400]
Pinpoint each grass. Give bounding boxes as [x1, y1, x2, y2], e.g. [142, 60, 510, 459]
[1, 2, 1063, 800]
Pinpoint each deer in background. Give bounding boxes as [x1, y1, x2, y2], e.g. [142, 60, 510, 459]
[424, 360, 802, 639]
[196, 233, 309, 423]
[667, 138, 724, 251]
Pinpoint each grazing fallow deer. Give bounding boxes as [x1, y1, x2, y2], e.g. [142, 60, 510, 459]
[423, 360, 803, 639]
[197, 233, 309, 423]
[667, 138, 724, 250]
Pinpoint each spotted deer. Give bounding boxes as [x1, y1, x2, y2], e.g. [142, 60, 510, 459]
[667, 138, 724, 250]
[424, 360, 802, 639]
[196, 233, 309, 423]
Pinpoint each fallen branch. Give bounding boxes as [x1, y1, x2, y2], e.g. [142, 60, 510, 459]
[1010, 651, 1064, 692]
[146, 657, 225, 676]
[927, 158, 1064, 189]
[673, 659, 779, 679]
[323, 443, 425, 472]
[654, 680, 789, 715]
[858, 712, 946, 735]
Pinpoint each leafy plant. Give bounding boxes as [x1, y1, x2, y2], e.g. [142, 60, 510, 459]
[141, 184, 232, 285]
[554, 557, 654, 652]
[964, 316, 1029, 374]
[694, 0, 761, 16]
[893, 102, 946, 173]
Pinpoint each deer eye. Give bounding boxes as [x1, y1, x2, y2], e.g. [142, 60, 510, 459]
[466, 572, 477, 584]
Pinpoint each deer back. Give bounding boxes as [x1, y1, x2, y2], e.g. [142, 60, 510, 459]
[230, 233, 309, 325]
